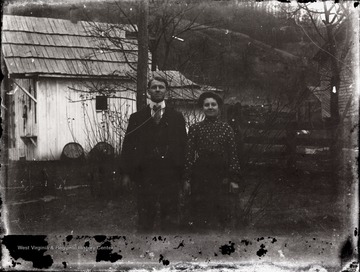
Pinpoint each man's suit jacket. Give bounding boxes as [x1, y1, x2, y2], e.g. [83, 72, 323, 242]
[120, 105, 187, 181]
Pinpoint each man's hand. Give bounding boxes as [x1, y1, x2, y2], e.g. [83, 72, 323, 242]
[183, 180, 191, 196]
[229, 182, 239, 194]
[122, 174, 131, 190]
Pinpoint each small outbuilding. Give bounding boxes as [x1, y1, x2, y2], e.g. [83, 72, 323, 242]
[2, 15, 138, 160]
[1, 15, 213, 160]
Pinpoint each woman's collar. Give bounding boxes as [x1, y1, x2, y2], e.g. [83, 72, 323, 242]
[204, 116, 219, 122]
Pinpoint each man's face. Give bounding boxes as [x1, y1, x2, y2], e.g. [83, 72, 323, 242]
[148, 79, 166, 103]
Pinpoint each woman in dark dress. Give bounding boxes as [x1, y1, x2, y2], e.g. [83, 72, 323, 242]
[183, 92, 240, 231]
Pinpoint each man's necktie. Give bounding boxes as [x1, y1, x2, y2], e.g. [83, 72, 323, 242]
[153, 105, 161, 124]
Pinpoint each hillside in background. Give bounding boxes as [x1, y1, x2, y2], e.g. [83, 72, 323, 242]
[3, 0, 320, 105]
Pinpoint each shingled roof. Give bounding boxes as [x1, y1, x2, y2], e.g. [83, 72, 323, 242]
[2, 15, 138, 78]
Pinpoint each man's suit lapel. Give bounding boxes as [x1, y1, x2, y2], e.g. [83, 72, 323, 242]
[138, 104, 171, 127]
[159, 107, 171, 127]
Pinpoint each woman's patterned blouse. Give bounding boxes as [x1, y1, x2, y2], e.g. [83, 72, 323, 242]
[184, 117, 240, 181]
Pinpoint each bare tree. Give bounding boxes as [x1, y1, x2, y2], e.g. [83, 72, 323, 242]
[137, 0, 149, 109]
[62, 1, 214, 152]
[297, 3, 353, 153]
[287, 2, 354, 121]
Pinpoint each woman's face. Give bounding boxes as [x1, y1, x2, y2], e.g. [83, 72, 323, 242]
[203, 97, 219, 117]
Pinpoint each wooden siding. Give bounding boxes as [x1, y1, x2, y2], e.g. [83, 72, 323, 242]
[37, 79, 136, 159]
[8, 78, 37, 160]
[9, 78, 136, 160]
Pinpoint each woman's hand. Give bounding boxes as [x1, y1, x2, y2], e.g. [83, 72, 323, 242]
[183, 180, 191, 195]
[222, 178, 229, 184]
[122, 174, 131, 191]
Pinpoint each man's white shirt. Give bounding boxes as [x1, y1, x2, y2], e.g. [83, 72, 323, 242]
[149, 100, 166, 118]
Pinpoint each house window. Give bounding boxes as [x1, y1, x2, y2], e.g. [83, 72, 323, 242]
[96, 96, 108, 111]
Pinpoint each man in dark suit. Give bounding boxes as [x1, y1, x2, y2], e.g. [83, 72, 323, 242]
[120, 77, 187, 232]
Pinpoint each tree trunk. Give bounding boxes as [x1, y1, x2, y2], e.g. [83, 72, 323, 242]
[326, 23, 341, 175]
[149, 38, 158, 71]
[136, 0, 149, 110]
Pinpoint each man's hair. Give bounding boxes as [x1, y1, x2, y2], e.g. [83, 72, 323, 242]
[197, 91, 223, 108]
[147, 76, 169, 89]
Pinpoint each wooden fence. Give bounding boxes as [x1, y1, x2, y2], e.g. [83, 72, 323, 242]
[227, 106, 349, 174]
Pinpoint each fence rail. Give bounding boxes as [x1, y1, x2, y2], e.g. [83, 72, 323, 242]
[237, 119, 346, 173]
[243, 121, 335, 130]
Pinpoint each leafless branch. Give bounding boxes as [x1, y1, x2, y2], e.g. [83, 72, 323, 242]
[299, 4, 326, 41]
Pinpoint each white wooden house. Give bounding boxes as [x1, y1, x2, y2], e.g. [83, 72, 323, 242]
[2, 15, 139, 160]
[1, 15, 210, 160]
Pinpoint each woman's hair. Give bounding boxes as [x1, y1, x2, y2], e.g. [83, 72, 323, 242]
[147, 76, 169, 89]
[197, 92, 223, 108]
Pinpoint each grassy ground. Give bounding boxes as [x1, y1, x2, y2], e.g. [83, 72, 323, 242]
[5, 166, 348, 235]
[2, 163, 356, 271]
